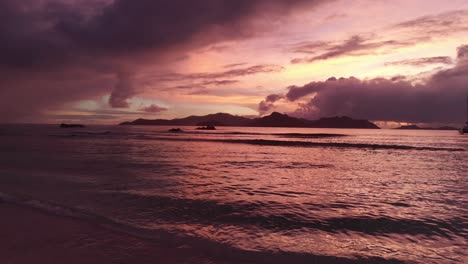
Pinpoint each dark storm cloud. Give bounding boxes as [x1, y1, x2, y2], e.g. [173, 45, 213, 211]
[0, 0, 324, 120]
[385, 56, 453, 67]
[290, 35, 420, 64]
[0, 0, 319, 69]
[0, 69, 115, 122]
[261, 45, 468, 124]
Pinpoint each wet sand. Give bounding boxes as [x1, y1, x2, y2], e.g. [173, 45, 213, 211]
[0, 203, 228, 264]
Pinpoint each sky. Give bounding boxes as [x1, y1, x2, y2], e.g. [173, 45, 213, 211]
[1, 0, 468, 127]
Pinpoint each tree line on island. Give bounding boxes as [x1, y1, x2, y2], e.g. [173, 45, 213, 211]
[120, 112, 380, 129]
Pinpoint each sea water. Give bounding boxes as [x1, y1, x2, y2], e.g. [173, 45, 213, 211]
[0, 124, 466, 263]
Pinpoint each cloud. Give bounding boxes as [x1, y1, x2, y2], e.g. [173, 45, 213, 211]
[0, 0, 318, 70]
[158, 64, 283, 92]
[258, 101, 275, 114]
[262, 45, 468, 124]
[290, 35, 418, 64]
[457, 45, 468, 59]
[75, 108, 152, 116]
[173, 79, 240, 90]
[392, 9, 468, 35]
[109, 72, 138, 108]
[182, 64, 284, 80]
[223, 63, 248, 68]
[46, 0, 320, 61]
[289, 9, 468, 65]
[50, 114, 118, 120]
[0, 0, 325, 120]
[265, 93, 285, 102]
[0, 68, 114, 122]
[258, 93, 284, 114]
[139, 104, 168, 113]
[384, 56, 453, 67]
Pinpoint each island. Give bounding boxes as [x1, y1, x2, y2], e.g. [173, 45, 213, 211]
[60, 123, 85, 128]
[396, 125, 457, 130]
[120, 112, 380, 129]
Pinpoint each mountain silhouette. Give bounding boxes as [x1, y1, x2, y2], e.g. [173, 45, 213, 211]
[120, 113, 251, 126]
[248, 112, 310, 127]
[121, 112, 380, 129]
[396, 125, 457, 130]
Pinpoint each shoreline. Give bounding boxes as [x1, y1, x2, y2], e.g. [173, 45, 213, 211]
[0, 202, 225, 264]
[0, 201, 405, 264]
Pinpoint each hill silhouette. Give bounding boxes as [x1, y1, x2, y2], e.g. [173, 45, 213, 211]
[396, 125, 457, 130]
[120, 112, 380, 129]
[120, 113, 251, 126]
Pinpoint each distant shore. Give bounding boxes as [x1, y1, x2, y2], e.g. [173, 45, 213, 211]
[120, 112, 380, 129]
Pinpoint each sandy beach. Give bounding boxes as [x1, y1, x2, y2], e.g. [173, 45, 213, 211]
[0, 201, 403, 264]
[0, 203, 223, 264]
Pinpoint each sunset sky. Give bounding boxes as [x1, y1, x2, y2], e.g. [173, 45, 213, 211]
[1, 0, 467, 127]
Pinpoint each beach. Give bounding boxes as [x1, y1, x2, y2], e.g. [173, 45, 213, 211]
[0, 203, 224, 264]
[0, 202, 398, 264]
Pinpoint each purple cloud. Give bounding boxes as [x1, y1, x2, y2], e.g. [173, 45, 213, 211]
[392, 9, 468, 35]
[457, 45, 468, 60]
[385, 56, 453, 67]
[0, 0, 326, 121]
[158, 64, 283, 92]
[290, 9, 468, 65]
[223, 63, 248, 68]
[139, 104, 168, 113]
[262, 45, 468, 124]
[291, 35, 419, 64]
[258, 93, 284, 114]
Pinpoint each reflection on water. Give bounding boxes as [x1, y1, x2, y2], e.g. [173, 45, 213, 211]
[0, 124, 467, 263]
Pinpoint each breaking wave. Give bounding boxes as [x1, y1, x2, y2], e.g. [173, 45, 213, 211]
[0, 191, 406, 264]
[135, 136, 465, 151]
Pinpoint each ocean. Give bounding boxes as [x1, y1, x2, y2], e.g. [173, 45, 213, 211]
[0, 124, 466, 263]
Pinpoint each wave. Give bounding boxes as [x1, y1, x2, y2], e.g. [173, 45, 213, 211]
[90, 191, 467, 238]
[219, 160, 334, 169]
[227, 139, 465, 151]
[177, 131, 348, 138]
[48, 131, 112, 138]
[70, 131, 112, 135]
[135, 136, 465, 151]
[48, 130, 464, 151]
[0, 191, 405, 264]
[275, 133, 347, 138]
[3, 189, 463, 241]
